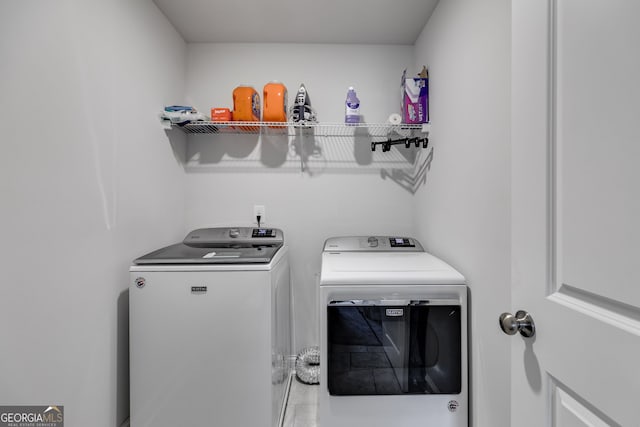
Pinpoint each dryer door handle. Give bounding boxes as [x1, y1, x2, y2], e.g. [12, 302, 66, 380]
[329, 299, 410, 307]
[328, 299, 459, 307]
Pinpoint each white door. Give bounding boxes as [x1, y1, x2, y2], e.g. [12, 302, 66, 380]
[510, 0, 640, 426]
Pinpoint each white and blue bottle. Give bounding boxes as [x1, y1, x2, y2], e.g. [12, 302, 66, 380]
[345, 87, 360, 125]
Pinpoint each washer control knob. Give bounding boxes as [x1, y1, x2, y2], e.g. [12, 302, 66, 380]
[367, 237, 378, 247]
[229, 228, 240, 238]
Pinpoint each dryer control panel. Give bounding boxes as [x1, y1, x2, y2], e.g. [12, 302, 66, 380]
[323, 236, 424, 252]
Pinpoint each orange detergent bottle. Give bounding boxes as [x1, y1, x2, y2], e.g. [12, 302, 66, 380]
[233, 85, 260, 131]
[263, 82, 288, 127]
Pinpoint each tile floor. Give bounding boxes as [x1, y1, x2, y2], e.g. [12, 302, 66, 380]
[281, 377, 319, 427]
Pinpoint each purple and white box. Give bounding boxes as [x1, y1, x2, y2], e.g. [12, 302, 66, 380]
[401, 68, 429, 124]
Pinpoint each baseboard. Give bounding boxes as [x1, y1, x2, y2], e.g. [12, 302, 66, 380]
[278, 371, 294, 427]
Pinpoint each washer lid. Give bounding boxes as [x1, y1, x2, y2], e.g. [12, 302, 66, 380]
[133, 227, 284, 264]
[323, 236, 424, 252]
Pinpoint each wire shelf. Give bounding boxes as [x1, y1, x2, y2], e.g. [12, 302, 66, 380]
[174, 121, 428, 138]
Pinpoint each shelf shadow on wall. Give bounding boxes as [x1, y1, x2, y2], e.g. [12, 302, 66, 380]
[289, 127, 323, 174]
[286, 126, 379, 175]
[353, 125, 374, 166]
[262, 132, 291, 168]
[380, 146, 434, 194]
[167, 129, 187, 164]
[166, 128, 292, 170]
[188, 133, 260, 164]
[165, 127, 432, 194]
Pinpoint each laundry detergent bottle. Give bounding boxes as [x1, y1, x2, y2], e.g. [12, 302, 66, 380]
[345, 86, 360, 125]
[232, 85, 260, 122]
[263, 81, 288, 127]
[232, 85, 260, 131]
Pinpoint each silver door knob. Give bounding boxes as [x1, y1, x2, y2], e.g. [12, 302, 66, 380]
[499, 310, 535, 338]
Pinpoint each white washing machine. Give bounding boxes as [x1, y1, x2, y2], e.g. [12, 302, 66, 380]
[129, 227, 291, 427]
[319, 236, 468, 427]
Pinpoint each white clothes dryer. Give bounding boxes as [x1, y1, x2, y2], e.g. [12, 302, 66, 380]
[129, 227, 291, 427]
[319, 236, 468, 427]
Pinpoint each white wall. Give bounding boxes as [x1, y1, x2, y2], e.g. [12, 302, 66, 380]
[186, 43, 415, 125]
[0, 1, 186, 426]
[182, 43, 417, 350]
[413, 1, 511, 426]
